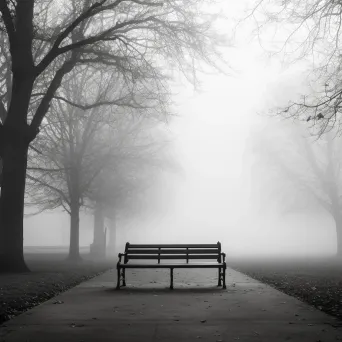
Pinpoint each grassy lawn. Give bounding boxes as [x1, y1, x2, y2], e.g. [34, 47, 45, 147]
[228, 256, 342, 321]
[0, 248, 114, 325]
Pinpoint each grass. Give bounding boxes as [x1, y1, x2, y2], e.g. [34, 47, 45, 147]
[0, 249, 114, 325]
[228, 256, 342, 321]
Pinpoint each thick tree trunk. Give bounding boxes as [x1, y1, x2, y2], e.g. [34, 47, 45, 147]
[0, 141, 30, 272]
[0, 1, 45, 272]
[0, 68, 35, 273]
[68, 201, 81, 261]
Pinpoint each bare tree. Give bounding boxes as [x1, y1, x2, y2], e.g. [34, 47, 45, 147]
[88, 124, 175, 258]
[0, 0, 225, 271]
[241, 0, 342, 135]
[27, 67, 172, 261]
[248, 120, 342, 256]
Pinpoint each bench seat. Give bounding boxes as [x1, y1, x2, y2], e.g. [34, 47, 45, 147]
[116, 242, 227, 289]
[120, 262, 225, 268]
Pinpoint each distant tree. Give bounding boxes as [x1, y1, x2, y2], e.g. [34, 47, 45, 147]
[26, 69, 171, 261]
[87, 125, 176, 257]
[0, 0, 225, 272]
[248, 120, 342, 256]
[242, 0, 342, 135]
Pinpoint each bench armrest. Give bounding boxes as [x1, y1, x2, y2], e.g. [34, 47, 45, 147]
[221, 252, 226, 263]
[118, 253, 125, 263]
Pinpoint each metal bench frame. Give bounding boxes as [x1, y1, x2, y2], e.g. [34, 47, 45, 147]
[116, 242, 227, 290]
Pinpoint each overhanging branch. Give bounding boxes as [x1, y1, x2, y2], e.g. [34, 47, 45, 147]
[0, 0, 15, 47]
[31, 54, 78, 131]
[26, 174, 71, 206]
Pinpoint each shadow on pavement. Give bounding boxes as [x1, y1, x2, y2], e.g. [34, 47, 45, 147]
[104, 286, 226, 294]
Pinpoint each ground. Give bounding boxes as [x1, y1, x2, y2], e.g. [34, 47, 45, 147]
[228, 256, 342, 321]
[1, 268, 341, 341]
[0, 247, 113, 325]
[2, 251, 342, 332]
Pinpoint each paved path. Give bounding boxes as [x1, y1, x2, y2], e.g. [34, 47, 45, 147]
[0, 267, 341, 341]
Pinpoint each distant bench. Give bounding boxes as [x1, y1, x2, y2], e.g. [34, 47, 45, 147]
[116, 242, 227, 290]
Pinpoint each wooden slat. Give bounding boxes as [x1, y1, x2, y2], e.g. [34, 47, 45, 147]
[126, 249, 219, 254]
[121, 264, 224, 269]
[128, 244, 218, 248]
[127, 254, 218, 260]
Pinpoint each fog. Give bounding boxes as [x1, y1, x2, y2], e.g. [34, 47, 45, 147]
[23, 1, 337, 259]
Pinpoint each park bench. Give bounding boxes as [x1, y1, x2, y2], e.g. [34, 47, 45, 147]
[116, 242, 227, 290]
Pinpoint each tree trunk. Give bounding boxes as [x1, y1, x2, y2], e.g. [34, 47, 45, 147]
[0, 1, 37, 272]
[68, 201, 81, 261]
[335, 214, 342, 258]
[0, 70, 35, 273]
[91, 201, 106, 259]
[0, 141, 30, 272]
[108, 215, 117, 256]
[93, 201, 104, 246]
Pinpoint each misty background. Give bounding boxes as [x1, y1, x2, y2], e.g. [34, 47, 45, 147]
[23, 0, 335, 258]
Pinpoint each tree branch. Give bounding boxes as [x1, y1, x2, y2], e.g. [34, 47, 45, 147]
[0, 99, 7, 123]
[26, 174, 71, 206]
[27, 167, 67, 172]
[32, 93, 147, 111]
[35, 0, 108, 75]
[31, 55, 78, 131]
[29, 144, 43, 155]
[0, 0, 15, 46]
[36, 14, 161, 77]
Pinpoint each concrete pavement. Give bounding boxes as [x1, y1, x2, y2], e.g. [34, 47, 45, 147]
[0, 267, 341, 341]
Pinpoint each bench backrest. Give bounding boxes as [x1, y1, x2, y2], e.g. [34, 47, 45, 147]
[123, 242, 222, 263]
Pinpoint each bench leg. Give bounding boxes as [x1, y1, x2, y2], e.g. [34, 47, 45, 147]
[116, 267, 121, 290]
[218, 268, 222, 287]
[222, 266, 226, 289]
[170, 268, 174, 290]
[122, 268, 126, 287]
